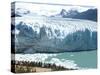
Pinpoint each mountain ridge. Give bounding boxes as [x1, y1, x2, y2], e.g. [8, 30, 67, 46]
[51, 8, 97, 21]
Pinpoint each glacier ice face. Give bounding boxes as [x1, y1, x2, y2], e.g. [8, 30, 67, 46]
[12, 16, 97, 53]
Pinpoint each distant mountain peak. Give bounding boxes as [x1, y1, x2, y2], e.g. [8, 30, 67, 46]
[58, 8, 97, 21]
[60, 9, 67, 17]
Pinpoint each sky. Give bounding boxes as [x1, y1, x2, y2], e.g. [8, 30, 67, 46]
[12, 0, 97, 6]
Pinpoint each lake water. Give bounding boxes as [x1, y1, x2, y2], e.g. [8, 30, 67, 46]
[13, 50, 97, 69]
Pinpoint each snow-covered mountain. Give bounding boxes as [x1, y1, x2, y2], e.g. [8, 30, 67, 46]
[51, 8, 97, 21]
[51, 9, 79, 17]
[12, 7, 97, 21]
[11, 2, 97, 21]
[11, 16, 97, 53]
[11, 7, 39, 17]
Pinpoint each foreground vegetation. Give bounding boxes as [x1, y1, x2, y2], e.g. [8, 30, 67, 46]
[11, 60, 77, 73]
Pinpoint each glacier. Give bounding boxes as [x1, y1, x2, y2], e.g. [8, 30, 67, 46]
[11, 16, 97, 53]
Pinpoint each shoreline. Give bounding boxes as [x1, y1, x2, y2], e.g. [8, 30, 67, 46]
[11, 60, 77, 73]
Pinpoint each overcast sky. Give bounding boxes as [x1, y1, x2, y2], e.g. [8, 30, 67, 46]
[12, 0, 97, 6]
